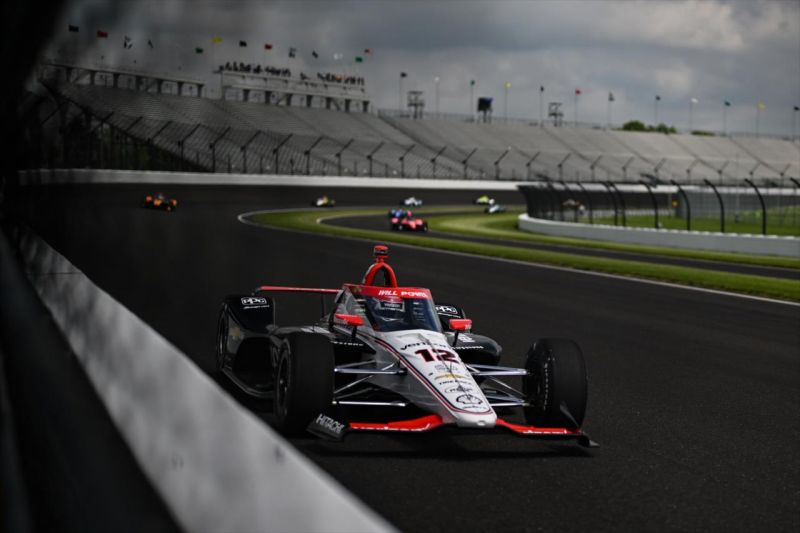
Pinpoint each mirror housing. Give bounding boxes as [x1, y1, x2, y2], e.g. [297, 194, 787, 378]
[335, 313, 364, 340]
[449, 318, 472, 332]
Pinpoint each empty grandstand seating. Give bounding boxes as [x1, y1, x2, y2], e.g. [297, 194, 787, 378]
[45, 80, 799, 183]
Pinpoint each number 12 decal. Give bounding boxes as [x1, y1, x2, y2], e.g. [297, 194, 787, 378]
[415, 348, 459, 363]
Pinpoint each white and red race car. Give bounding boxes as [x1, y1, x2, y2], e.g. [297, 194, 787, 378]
[215, 245, 596, 446]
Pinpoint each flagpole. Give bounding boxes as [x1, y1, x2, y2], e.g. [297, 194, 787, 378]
[607, 96, 612, 130]
[399, 75, 403, 112]
[654, 96, 659, 125]
[504, 83, 508, 122]
[469, 81, 474, 120]
[755, 105, 760, 137]
[574, 91, 578, 126]
[723, 103, 727, 136]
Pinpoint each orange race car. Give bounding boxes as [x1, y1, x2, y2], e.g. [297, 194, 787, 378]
[141, 192, 178, 212]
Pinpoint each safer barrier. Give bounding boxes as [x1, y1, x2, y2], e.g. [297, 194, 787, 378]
[14, 226, 393, 533]
[518, 214, 800, 257]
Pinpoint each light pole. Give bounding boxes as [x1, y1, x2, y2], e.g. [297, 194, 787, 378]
[722, 101, 728, 135]
[503, 82, 511, 122]
[689, 97, 698, 132]
[574, 88, 581, 126]
[469, 79, 475, 119]
[399, 72, 407, 112]
[434, 76, 440, 116]
[607, 92, 615, 130]
[539, 85, 544, 127]
[793, 105, 799, 141]
[654, 94, 661, 125]
[756, 102, 765, 137]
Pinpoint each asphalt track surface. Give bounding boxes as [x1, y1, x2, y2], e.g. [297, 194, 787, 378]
[328, 212, 800, 280]
[12, 183, 800, 531]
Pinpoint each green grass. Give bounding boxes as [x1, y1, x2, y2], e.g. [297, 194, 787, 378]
[593, 214, 800, 237]
[428, 211, 800, 270]
[246, 208, 800, 302]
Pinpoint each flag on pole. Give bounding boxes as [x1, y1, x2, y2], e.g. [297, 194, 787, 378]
[239, 40, 247, 47]
[540, 86, 544, 92]
[655, 95, 661, 101]
[212, 37, 222, 44]
[690, 97, 699, 104]
[195, 47, 204, 54]
[575, 88, 581, 95]
[264, 43, 273, 50]
[355, 56, 363, 63]
[608, 92, 615, 102]
[504, 82, 512, 89]
[757, 102, 766, 110]
[96, 30, 108, 38]
[288, 47, 296, 58]
[400, 72, 407, 78]
[364, 48, 372, 55]
[794, 106, 800, 111]
[123, 36, 133, 49]
[470, 80, 476, 86]
[312, 50, 319, 58]
[68, 25, 79, 32]
[148, 39, 154, 48]
[724, 100, 731, 107]
[333, 52, 343, 60]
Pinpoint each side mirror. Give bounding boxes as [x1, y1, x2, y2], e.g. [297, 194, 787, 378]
[449, 318, 472, 332]
[335, 313, 364, 326]
[335, 313, 364, 340]
[449, 319, 472, 346]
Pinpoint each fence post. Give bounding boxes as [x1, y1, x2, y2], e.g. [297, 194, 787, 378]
[272, 133, 293, 175]
[179, 124, 202, 171]
[431, 145, 447, 178]
[209, 126, 231, 173]
[367, 141, 384, 177]
[399, 144, 415, 178]
[547, 182, 566, 221]
[590, 155, 602, 181]
[621, 156, 635, 181]
[670, 180, 692, 231]
[576, 182, 594, 224]
[336, 138, 354, 176]
[305, 135, 323, 176]
[557, 153, 571, 181]
[525, 151, 541, 180]
[703, 179, 725, 233]
[494, 147, 511, 180]
[601, 182, 619, 225]
[462, 148, 477, 179]
[639, 180, 660, 229]
[240, 130, 261, 174]
[609, 182, 627, 227]
[744, 178, 767, 235]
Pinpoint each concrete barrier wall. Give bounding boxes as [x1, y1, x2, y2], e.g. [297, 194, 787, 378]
[15, 226, 393, 533]
[518, 214, 800, 258]
[18, 168, 522, 190]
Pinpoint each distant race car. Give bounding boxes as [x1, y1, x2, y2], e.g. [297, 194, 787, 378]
[141, 193, 177, 212]
[473, 195, 496, 206]
[215, 245, 596, 447]
[485, 204, 507, 214]
[401, 196, 424, 207]
[387, 208, 407, 219]
[390, 210, 428, 232]
[312, 195, 336, 208]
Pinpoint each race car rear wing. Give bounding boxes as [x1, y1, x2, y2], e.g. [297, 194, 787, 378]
[253, 285, 341, 317]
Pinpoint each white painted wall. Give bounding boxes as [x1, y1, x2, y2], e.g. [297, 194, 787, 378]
[518, 214, 800, 258]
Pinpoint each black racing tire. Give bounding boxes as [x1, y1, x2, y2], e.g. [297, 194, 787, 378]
[422, 223, 429, 232]
[274, 333, 335, 435]
[523, 338, 587, 428]
[215, 306, 228, 374]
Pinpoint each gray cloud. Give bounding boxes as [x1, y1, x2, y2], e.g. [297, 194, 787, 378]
[44, 0, 800, 136]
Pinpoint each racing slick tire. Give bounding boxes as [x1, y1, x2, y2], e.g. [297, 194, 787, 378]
[522, 338, 587, 428]
[274, 332, 335, 435]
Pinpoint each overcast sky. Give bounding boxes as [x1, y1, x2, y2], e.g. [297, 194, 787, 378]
[46, 0, 800, 136]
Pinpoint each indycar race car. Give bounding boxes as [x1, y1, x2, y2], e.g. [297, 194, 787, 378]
[401, 196, 424, 207]
[215, 245, 596, 447]
[389, 210, 428, 232]
[141, 192, 177, 212]
[311, 195, 336, 208]
[485, 203, 507, 214]
[473, 194, 496, 206]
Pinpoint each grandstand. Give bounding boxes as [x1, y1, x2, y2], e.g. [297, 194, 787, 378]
[27, 67, 800, 184]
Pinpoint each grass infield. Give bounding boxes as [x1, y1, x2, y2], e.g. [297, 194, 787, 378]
[247, 208, 800, 302]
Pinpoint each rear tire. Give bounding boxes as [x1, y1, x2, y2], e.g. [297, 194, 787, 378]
[215, 307, 228, 373]
[274, 333, 335, 435]
[523, 338, 587, 428]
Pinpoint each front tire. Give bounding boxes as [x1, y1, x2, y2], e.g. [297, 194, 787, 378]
[215, 308, 228, 373]
[523, 338, 587, 428]
[274, 333, 335, 435]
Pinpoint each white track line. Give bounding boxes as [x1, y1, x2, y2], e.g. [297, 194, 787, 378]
[238, 209, 800, 308]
